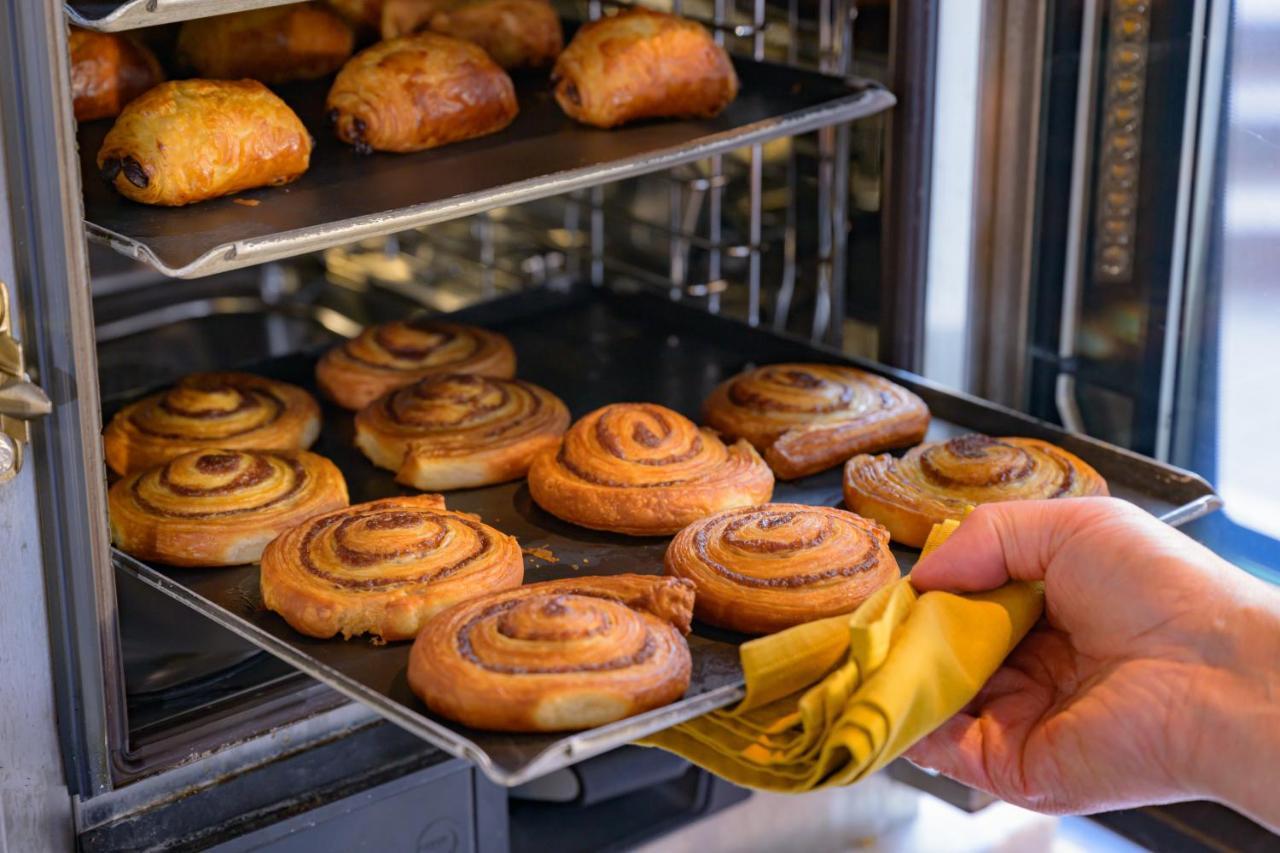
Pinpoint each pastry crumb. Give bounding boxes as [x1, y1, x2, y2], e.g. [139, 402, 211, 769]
[523, 546, 558, 563]
[233, 198, 261, 207]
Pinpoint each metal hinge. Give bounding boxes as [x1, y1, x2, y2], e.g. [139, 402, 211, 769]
[0, 281, 52, 481]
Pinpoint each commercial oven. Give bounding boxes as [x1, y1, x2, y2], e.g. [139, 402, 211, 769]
[0, 0, 1272, 850]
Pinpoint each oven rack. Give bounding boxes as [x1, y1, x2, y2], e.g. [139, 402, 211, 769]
[112, 286, 1221, 788]
[65, 0, 298, 31]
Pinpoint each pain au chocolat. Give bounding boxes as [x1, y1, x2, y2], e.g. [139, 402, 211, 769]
[176, 4, 355, 85]
[355, 374, 569, 491]
[703, 363, 931, 479]
[408, 574, 693, 732]
[261, 495, 523, 642]
[97, 79, 312, 206]
[68, 27, 165, 123]
[527, 403, 775, 536]
[326, 32, 517, 154]
[665, 504, 898, 634]
[316, 320, 516, 411]
[380, 0, 563, 70]
[108, 449, 349, 568]
[103, 372, 321, 477]
[843, 434, 1110, 547]
[552, 8, 739, 129]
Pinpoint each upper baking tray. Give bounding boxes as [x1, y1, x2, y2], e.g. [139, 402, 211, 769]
[78, 61, 894, 279]
[67, 0, 298, 31]
[111, 287, 1220, 786]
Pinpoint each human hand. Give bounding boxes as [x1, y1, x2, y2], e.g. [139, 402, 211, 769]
[905, 497, 1280, 830]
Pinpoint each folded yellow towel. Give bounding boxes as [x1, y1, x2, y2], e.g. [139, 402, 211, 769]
[640, 518, 1043, 791]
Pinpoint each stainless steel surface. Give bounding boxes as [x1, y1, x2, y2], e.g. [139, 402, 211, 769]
[80, 65, 893, 279]
[113, 288, 1219, 789]
[65, 0, 297, 32]
[0, 280, 55, 480]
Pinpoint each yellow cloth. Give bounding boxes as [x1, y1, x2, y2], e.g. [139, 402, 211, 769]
[640, 518, 1043, 792]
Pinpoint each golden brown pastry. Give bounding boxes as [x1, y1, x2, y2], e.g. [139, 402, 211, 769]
[315, 320, 515, 411]
[380, 0, 562, 70]
[103, 372, 321, 477]
[325, 0, 384, 30]
[843, 434, 1110, 547]
[325, 33, 517, 154]
[97, 79, 312, 207]
[408, 574, 693, 731]
[355, 374, 569, 490]
[552, 8, 739, 129]
[665, 504, 898, 634]
[261, 494, 522, 641]
[176, 4, 355, 85]
[703, 363, 931, 480]
[109, 449, 349, 567]
[69, 28, 165, 123]
[527, 403, 774, 536]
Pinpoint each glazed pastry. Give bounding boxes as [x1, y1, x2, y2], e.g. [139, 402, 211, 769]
[68, 28, 165, 123]
[703, 363, 931, 480]
[261, 494, 523, 641]
[552, 8, 739, 129]
[665, 504, 898, 634]
[103, 372, 321, 477]
[315, 320, 515, 411]
[325, 0, 383, 30]
[355, 374, 569, 490]
[176, 4, 354, 85]
[408, 574, 694, 731]
[380, 0, 562, 70]
[108, 449, 349, 568]
[326, 33, 517, 154]
[97, 79, 312, 206]
[843, 434, 1110, 547]
[527, 403, 774, 536]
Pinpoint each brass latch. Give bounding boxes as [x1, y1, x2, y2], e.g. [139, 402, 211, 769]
[0, 281, 52, 481]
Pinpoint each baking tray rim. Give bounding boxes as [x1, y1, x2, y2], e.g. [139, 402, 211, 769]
[66, 0, 300, 31]
[83, 79, 895, 279]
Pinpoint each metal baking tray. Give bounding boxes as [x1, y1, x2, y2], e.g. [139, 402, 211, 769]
[67, 0, 298, 31]
[78, 61, 893, 279]
[111, 287, 1220, 786]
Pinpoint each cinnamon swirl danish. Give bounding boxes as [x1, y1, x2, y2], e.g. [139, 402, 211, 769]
[408, 574, 693, 731]
[108, 449, 349, 567]
[261, 495, 523, 641]
[103, 372, 321, 476]
[665, 504, 898, 634]
[355, 374, 569, 490]
[316, 320, 516, 411]
[843, 434, 1110, 547]
[527, 403, 775, 536]
[703, 363, 930, 479]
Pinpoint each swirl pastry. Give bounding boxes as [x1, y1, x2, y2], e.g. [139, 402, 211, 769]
[103, 372, 321, 477]
[326, 33, 518, 154]
[380, 0, 563, 70]
[843, 434, 1110, 547]
[552, 8, 739, 129]
[176, 4, 355, 85]
[69, 28, 165, 123]
[665, 504, 898, 634]
[261, 495, 522, 641]
[97, 79, 312, 207]
[108, 449, 349, 568]
[527, 403, 774, 536]
[315, 320, 515, 411]
[408, 574, 694, 731]
[703, 363, 931, 480]
[355, 374, 569, 490]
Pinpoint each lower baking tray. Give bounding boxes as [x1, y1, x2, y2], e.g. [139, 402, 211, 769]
[112, 286, 1221, 786]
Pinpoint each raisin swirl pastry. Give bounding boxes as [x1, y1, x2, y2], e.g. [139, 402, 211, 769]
[109, 449, 349, 567]
[408, 574, 694, 731]
[355, 374, 569, 490]
[261, 495, 522, 641]
[703, 363, 931, 480]
[316, 320, 515, 411]
[843, 434, 1110, 547]
[665, 503, 898, 634]
[103, 372, 322, 477]
[527, 403, 774, 536]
